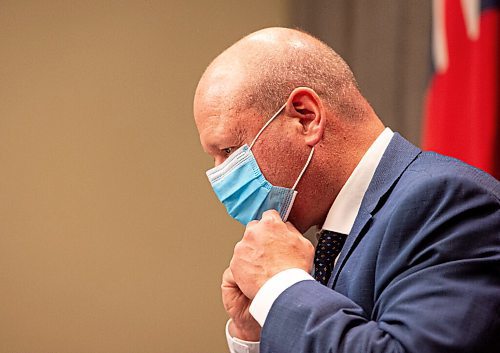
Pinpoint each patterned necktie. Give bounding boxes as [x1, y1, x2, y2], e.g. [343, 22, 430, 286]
[314, 229, 347, 285]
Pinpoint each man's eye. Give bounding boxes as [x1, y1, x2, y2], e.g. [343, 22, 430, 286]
[222, 147, 233, 155]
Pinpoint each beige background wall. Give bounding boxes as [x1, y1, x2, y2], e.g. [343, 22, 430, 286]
[0, 1, 289, 352]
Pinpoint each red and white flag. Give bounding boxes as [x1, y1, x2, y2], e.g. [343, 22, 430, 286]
[423, 0, 499, 178]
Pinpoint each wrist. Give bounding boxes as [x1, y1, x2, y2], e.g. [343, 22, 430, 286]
[228, 318, 261, 341]
[249, 268, 314, 326]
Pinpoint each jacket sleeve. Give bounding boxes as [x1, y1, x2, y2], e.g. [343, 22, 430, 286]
[260, 175, 500, 353]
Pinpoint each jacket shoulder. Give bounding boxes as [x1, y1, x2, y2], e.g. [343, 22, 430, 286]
[401, 151, 500, 200]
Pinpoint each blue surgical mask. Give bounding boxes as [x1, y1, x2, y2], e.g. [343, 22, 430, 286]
[206, 104, 315, 225]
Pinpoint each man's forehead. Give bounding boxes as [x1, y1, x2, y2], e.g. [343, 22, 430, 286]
[199, 115, 246, 150]
[194, 81, 239, 124]
[195, 89, 240, 129]
[195, 82, 248, 136]
[197, 62, 245, 102]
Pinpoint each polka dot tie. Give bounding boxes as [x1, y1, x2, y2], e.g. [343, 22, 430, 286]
[313, 230, 347, 286]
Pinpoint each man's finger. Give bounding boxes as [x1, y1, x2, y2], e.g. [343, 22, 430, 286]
[222, 267, 233, 282]
[260, 209, 282, 223]
[246, 220, 259, 229]
[284, 221, 299, 233]
[222, 267, 237, 287]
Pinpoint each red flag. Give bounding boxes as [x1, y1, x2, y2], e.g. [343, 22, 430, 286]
[423, 0, 499, 178]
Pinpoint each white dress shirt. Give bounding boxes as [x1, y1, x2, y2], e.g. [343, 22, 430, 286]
[226, 128, 394, 353]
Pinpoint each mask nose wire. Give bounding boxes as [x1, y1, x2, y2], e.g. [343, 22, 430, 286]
[249, 104, 286, 150]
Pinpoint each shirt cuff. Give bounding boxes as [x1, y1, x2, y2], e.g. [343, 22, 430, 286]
[225, 319, 260, 353]
[249, 268, 314, 326]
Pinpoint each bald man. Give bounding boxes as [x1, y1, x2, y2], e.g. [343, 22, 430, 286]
[194, 28, 500, 353]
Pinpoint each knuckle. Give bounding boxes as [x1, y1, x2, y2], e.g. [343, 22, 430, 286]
[267, 209, 280, 216]
[261, 209, 275, 216]
[233, 240, 243, 254]
[243, 225, 260, 240]
[261, 209, 280, 222]
[243, 223, 258, 239]
[247, 220, 259, 228]
[261, 216, 276, 225]
[229, 256, 238, 272]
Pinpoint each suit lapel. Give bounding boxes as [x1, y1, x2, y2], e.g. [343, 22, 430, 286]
[328, 133, 421, 288]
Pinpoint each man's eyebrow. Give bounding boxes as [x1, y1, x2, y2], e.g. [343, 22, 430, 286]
[206, 126, 245, 152]
[219, 123, 246, 148]
[234, 126, 246, 146]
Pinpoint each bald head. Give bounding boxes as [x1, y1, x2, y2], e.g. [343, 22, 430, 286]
[196, 27, 367, 121]
[194, 27, 384, 231]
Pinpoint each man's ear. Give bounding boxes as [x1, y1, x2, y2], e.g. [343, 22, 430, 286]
[284, 87, 326, 146]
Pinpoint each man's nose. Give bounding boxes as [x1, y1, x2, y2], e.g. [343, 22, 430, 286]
[214, 156, 224, 167]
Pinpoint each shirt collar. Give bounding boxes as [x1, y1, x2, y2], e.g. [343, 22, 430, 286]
[322, 128, 394, 235]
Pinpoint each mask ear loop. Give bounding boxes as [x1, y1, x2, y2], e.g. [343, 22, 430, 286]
[292, 146, 315, 190]
[248, 103, 315, 190]
[249, 104, 286, 150]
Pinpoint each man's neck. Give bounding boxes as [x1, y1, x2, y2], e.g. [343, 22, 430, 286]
[322, 127, 394, 233]
[315, 122, 386, 228]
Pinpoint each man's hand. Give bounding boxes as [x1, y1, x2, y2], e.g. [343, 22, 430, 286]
[221, 267, 261, 341]
[230, 210, 315, 300]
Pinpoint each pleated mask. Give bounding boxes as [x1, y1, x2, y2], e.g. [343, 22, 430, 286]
[206, 104, 315, 225]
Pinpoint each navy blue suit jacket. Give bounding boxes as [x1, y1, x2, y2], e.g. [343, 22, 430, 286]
[261, 134, 500, 353]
